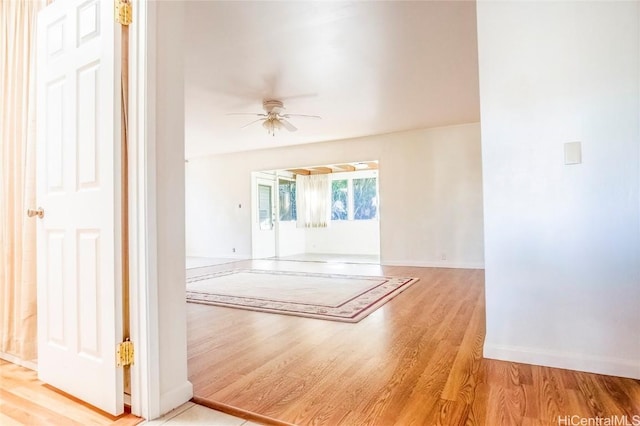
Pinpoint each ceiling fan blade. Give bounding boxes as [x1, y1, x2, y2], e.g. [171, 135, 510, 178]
[280, 119, 298, 132]
[226, 112, 267, 117]
[281, 113, 321, 119]
[240, 118, 265, 129]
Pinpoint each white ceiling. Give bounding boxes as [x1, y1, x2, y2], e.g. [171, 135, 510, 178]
[184, 1, 480, 158]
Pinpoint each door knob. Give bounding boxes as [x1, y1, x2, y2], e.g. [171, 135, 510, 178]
[27, 207, 44, 219]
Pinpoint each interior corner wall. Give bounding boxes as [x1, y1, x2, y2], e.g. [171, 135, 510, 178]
[185, 122, 484, 268]
[477, 1, 640, 379]
[153, 1, 193, 416]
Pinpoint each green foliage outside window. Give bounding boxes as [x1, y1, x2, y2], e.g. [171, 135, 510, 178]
[278, 179, 297, 221]
[331, 179, 348, 220]
[353, 178, 377, 220]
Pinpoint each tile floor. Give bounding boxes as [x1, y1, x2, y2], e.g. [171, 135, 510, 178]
[141, 402, 262, 426]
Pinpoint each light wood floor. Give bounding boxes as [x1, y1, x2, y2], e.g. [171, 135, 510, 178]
[0, 360, 141, 426]
[187, 261, 640, 425]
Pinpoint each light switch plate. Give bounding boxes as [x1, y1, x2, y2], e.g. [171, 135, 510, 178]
[564, 141, 582, 165]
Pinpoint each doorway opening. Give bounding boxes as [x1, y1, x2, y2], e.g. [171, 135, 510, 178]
[250, 161, 380, 264]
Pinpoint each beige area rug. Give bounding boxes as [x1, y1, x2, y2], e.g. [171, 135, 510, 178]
[186, 269, 419, 323]
[186, 257, 243, 269]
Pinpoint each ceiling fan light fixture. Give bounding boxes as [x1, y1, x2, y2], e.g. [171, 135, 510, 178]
[230, 99, 319, 136]
[262, 117, 281, 136]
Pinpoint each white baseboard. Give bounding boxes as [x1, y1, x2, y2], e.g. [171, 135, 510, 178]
[159, 381, 193, 418]
[187, 253, 248, 260]
[382, 259, 485, 269]
[484, 342, 640, 380]
[0, 352, 38, 371]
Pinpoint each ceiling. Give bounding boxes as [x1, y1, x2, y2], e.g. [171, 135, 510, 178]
[184, 1, 480, 158]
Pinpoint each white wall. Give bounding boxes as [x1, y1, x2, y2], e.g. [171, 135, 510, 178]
[477, 1, 640, 379]
[152, 1, 193, 415]
[185, 158, 250, 259]
[277, 221, 306, 257]
[305, 221, 380, 255]
[185, 123, 484, 268]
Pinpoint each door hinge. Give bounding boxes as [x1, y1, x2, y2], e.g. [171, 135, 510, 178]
[116, 338, 134, 367]
[115, 0, 132, 26]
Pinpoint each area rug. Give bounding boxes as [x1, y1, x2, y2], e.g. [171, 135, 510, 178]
[186, 257, 244, 269]
[186, 269, 419, 323]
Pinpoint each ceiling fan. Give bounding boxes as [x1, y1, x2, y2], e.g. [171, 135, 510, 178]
[228, 100, 321, 136]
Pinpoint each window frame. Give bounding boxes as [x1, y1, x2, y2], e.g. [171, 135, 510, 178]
[277, 177, 297, 222]
[329, 170, 379, 222]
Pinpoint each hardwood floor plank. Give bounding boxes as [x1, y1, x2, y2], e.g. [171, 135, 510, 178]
[566, 388, 601, 419]
[595, 374, 640, 416]
[441, 292, 485, 403]
[467, 377, 489, 426]
[601, 375, 640, 413]
[530, 365, 566, 424]
[384, 340, 460, 425]
[0, 411, 24, 426]
[575, 372, 614, 418]
[9, 385, 119, 425]
[0, 362, 142, 426]
[520, 384, 540, 420]
[0, 388, 86, 426]
[521, 418, 548, 426]
[485, 385, 523, 426]
[435, 398, 471, 426]
[575, 373, 636, 419]
[187, 262, 640, 425]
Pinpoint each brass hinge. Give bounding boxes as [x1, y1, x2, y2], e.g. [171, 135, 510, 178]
[115, 0, 132, 26]
[116, 338, 134, 367]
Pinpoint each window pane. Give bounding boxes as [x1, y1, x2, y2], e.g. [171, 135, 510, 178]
[331, 179, 348, 220]
[278, 179, 296, 221]
[353, 177, 377, 220]
[258, 184, 273, 230]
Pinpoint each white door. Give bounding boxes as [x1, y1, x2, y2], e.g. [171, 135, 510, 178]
[35, 0, 123, 415]
[252, 177, 276, 258]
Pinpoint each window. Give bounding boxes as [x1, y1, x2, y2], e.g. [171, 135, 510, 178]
[353, 177, 378, 220]
[258, 184, 273, 230]
[330, 173, 378, 221]
[278, 179, 297, 221]
[331, 179, 348, 220]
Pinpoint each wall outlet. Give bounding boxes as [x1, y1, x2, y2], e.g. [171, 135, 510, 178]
[441, 253, 447, 261]
[232, 248, 236, 253]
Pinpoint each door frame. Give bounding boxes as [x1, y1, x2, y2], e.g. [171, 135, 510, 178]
[127, 0, 160, 419]
[128, 1, 198, 420]
[251, 172, 278, 259]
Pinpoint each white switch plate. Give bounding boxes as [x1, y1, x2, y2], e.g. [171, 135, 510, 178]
[564, 141, 582, 165]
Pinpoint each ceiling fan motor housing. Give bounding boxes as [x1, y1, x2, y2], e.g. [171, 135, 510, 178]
[263, 99, 284, 113]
